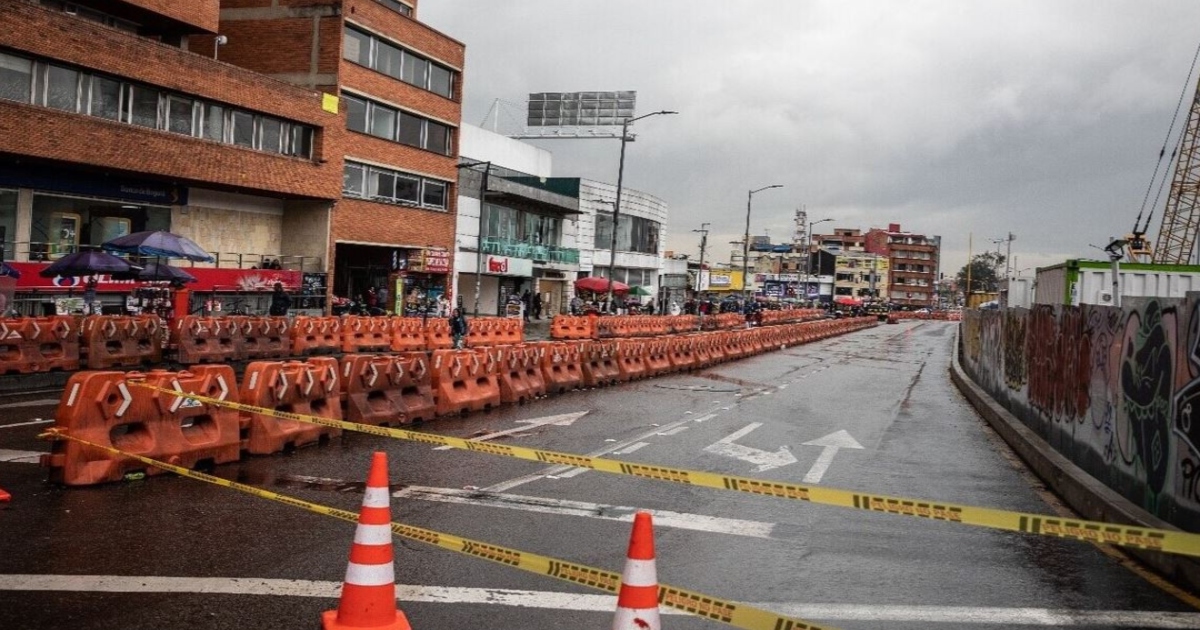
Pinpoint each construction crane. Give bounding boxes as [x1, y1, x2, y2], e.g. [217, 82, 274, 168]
[1127, 45, 1200, 264]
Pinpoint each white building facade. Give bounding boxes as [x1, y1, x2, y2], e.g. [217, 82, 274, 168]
[577, 179, 667, 308]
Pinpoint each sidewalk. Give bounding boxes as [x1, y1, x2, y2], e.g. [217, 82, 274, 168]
[522, 317, 553, 341]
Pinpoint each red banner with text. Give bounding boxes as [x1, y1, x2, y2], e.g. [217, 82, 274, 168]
[8, 262, 302, 292]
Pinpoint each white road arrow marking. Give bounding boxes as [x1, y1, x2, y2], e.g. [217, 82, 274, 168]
[704, 423, 797, 472]
[432, 412, 589, 450]
[801, 429, 864, 484]
[0, 449, 44, 463]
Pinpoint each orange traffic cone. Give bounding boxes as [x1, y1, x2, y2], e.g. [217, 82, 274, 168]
[0, 487, 10, 502]
[322, 452, 410, 630]
[612, 511, 660, 630]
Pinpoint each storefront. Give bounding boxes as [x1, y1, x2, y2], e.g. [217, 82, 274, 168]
[333, 243, 450, 314]
[454, 252, 534, 316]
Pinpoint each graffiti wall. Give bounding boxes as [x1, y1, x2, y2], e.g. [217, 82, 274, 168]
[960, 297, 1200, 529]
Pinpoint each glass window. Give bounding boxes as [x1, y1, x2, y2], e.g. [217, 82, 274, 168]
[376, 42, 403, 80]
[401, 53, 428, 88]
[343, 27, 372, 66]
[594, 213, 613, 249]
[426, 120, 449, 154]
[343, 163, 365, 196]
[44, 64, 80, 112]
[88, 75, 122, 121]
[344, 95, 367, 133]
[231, 110, 255, 147]
[0, 53, 33, 103]
[429, 64, 453, 99]
[394, 174, 419, 203]
[165, 95, 193, 135]
[290, 125, 313, 158]
[259, 116, 282, 153]
[369, 103, 396, 140]
[128, 84, 159, 128]
[397, 111, 423, 147]
[369, 169, 395, 200]
[201, 103, 225, 142]
[423, 180, 446, 208]
[375, 0, 412, 16]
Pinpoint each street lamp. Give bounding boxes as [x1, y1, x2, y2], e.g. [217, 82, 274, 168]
[693, 223, 710, 329]
[742, 184, 783, 302]
[457, 160, 491, 316]
[606, 110, 678, 312]
[803, 217, 832, 304]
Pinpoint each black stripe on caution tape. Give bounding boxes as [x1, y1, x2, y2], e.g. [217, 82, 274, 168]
[125, 381, 1200, 559]
[38, 428, 835, 630]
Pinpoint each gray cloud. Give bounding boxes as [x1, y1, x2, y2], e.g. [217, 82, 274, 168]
[421, 0, 1200, 274]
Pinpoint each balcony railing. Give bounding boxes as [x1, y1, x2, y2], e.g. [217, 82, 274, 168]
[481, 237, 579, 264]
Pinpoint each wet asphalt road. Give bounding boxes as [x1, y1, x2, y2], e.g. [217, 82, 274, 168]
[2, 321, 1200, 629]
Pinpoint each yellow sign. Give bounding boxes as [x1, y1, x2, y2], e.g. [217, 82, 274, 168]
[321, 93, 339, 114]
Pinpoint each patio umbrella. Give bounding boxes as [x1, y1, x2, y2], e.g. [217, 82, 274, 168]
[102, 230, 214, 263]
[628, 285, 652, 297]
[39, 250, 138, 278]
[0, 261, 20, 279]
[116, 260, 197, 284]
[574, 276, 629, 293]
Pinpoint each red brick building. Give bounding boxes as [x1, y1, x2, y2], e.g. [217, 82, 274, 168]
[865, 222, 941, 308]
[0, 0, 463, 315]
[209, 0, 464, 311]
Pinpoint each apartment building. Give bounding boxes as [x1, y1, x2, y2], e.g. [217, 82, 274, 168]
[0, 0, 340, 308]
[865, 222, 941, 308]
[204, 0, 464, 308]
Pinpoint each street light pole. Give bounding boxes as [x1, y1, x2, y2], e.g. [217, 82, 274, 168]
[606, 110, 677, 313]
[457, 160, 491, 317]
[694, 222, 709, 329]
[742, 184, 783, 303]
[803, 218, 832, 305]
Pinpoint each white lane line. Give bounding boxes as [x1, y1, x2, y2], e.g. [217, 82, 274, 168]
[612, 442, 650, 455]
[0, 399, 60, 409]
[656, 426, 689, 436]
[393, 486, 776, 539]
[0, 449, 44, 463]
[484, 415, 694, 492]
[0, 418, 54, 429]
[691, 413, 718, 423]
[1, 575, 1197, 626]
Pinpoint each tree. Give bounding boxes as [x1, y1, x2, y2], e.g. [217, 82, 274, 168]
[956, 252, 1005, 296]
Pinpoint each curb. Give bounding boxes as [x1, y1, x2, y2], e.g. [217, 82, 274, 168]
[948, 327, 1200, 592]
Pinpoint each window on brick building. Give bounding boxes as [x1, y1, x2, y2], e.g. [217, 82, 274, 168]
[344, 163, 365, 196]
[0, 53, 32, 103]
[375, 0, 413, 17]
[259, 116, 283, 154]
[200, 104, 225, 142]
[343, 28, 372, 67]
[429, 65, 452, 99]
[376, 42, 404, 80]
[423, 181, 446, 208]
[42, 64, 80, 112]
[88, 75, 121, 120]
[370, 105, 396, 140]
[231, 110, 255, 147]
[394, 174, 419, 203]
[343, 161, 450, 211]
[343, 27, 457, 100]
[345, 92, 454, 156]
[165, 95, 194, 135]
[287, 126, 313, 158]
[345, 95, 367, 133]
[128, 84, 159, 128]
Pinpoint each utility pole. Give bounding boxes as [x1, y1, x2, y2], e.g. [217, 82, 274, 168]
[694, 223, 710, 330]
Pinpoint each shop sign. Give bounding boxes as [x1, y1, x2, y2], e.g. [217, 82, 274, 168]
[0, 164, 188, 205]
[423, 249, 451, 273]
[708, 273, 732, 287]
[757, 273, 800, 283]
[9, 262, 301, 292]
[482, 255, 532, 277]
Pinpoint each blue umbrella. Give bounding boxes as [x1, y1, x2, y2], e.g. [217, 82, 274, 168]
[38, 251, 138, 278]
[134, 260, 197, 283]
[0, 261, 20, 279]
[102, 230, 214, 263]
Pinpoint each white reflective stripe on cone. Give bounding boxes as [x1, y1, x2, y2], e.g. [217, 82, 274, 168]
[612, 607, 661, 630]
[362, 487, 390, 508]
[344, 561, 395, 587]
[353, 523, 393, 546]
[619, 559, 657, 586]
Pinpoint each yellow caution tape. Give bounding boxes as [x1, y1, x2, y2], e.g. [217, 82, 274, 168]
[128, 382, 1200, 559]
[38, 428, 833, 630]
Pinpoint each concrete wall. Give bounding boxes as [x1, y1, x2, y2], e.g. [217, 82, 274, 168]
[959, 297, 1200, 532]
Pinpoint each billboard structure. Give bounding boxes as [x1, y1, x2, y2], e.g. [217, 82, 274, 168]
[510, 91, 637, 139]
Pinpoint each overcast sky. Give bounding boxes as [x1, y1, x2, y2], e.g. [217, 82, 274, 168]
[420, 1, 1200, 277]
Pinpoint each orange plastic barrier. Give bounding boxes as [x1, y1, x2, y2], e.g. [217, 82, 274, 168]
[230, 316, 291, 360]
[173, 316, 235, 365]
[643, 339, 672, 376]
[538, 341, 584, 395]
[239, 358, 342, 455]
[341, 316, 391, 353]
[290, 316, 342, 355]
[550, 314, 596, 340]
[430, 349, 501, 416]
[43, 367, 240, 485]
[80, 315, 163, 369]
[581, 339, 620, 388]
[495, 318, 523, 345]
[0, 315, 79, 374]
[424, 318, 454, 351]
[496, 344, 546, 404]
[389, 317, 426, 353]
[616, 339, 647, 382]
[341, 354, 408, 427]
[467, 317, 496, 347]
[667, 336, 696, 372]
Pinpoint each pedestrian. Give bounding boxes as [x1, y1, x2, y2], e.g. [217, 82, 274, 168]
[532, 292, 543, 319]
[521, 290, 532, 321]
[437, 293, 451, 317]
[645, 300, 655, 315]
[570, 295, 583, 316]
[376, 284, 389, 312]
[449, 307, 468, 349]
[268, 282, 290, 316]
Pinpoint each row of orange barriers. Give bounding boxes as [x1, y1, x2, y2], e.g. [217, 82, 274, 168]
[551, 310, 824, 340]
[887, 311, 962, 323]
[0, 315, 164, 375]
[43, 317, 879, 485]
